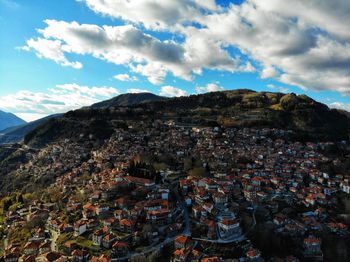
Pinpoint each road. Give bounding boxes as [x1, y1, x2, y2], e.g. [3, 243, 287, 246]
[173, 184, 191, 236]
[192, 235, 246, 244]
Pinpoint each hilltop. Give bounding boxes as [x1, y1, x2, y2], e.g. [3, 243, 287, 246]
[23, 90, 350, 148]
[90, 92, 167, 108]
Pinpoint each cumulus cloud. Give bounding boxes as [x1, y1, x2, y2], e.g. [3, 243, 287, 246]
[187, 0, 350, 94]
[328, 102, 350, 112]
[22, 38, 82, 69]
[160, 86, 188, 97]
[114, 74, 138, 82]
[80, 0, 217, 30]
[261, 66, 279, 79]
[22, 19, 248, 85]
[23, 0, 350, 94]
[0, 84, 119, 115]
[196, 83, 224, 93]
[267, 84, 289, 93]
[127, 88, 150, 93]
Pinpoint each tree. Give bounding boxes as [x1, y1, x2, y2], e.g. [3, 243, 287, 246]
[17, 194, 24, 204]
[3, 198, 13, 212]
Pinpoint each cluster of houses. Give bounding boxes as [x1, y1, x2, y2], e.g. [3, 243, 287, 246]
[1, 123, 350, 261]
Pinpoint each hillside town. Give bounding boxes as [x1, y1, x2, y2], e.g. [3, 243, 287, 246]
[1, 121, 350, 261]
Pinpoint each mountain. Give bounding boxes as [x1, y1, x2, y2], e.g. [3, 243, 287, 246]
[0, 114, 62, 144]
[23, 90, 350, 148]
[0, 110, 26, 131]
[1, 89, 350, 195]
[90, 92, 167, 108]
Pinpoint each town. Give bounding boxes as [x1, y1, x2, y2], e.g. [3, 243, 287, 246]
[1, 121, 350, 261]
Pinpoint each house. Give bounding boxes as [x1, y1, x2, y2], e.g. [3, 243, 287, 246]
[273, 214, 287, 226]
[39, 241, 51, 254]
[36, 251, 63, 262]
[96, 205, 109, 216]
[82, 203, 96, 218]
[205, 220, 217, 240]
[111, 241, 129, 257]
[115, 197, 132, 209]
[303, 236, 323, 258]
[174, 235, 192, 250]
[103, 217, 117, 229]
[3, 253, 20, 262]
[212, 192, 228, 206]
[92, 229, 104, 246]
[62, 242, 79, 256]
[146, 209, 173, 225]
[246, 248, 262, 261]
[173, 248, 191, 262]
[74, 220, 87, 236]
[23, 255, 36, 262]
[90, 255, 111, 262]
[119, 219, 136, 233]
[217, 218, 241, 239]
[102, 233, 117, 249]
[33, 228, 46, 241]
[124, 176, 155, 188]
[305, 194, 315, 206]
[192, 205, 205, 219]
[23, 241, 40, 255]
[71, 249, 89, 262]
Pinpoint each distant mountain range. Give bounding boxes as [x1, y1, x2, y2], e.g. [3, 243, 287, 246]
[0, 110, 26, 131]
[0, 114, 62, 144]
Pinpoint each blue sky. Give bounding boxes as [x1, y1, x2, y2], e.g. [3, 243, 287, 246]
[1, 0, 350, 121]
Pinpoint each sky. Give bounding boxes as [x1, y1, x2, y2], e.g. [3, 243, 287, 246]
[1, 0, 350, 122]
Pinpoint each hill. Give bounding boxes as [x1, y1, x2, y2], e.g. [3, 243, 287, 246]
[0, 110, 26, 131]
[23, 90, 350, 148]
[0, 114, 62, 144]
[90, 92, 167, 108]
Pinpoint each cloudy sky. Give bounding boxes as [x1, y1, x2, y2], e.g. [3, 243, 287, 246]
[1, 0, 350, 121]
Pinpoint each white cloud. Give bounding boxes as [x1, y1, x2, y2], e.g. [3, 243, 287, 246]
[80, 0, 216, 30]
[23, 0, 350, 94]
[261, 66, 279, 79]
[193, 0, 350, 94]
[160, 86, 188, 97]
[127, 88, 150, 93]
[23, 19, 248, 85]
[196, 83, 224, 93]
[252, 0, 350, 41]
[328, 102, 350, 112]
[0, 84, 119, 115]
[114, 74, 138, 82]
[267, 84, 289, 93]
[22, 38, 82, 69]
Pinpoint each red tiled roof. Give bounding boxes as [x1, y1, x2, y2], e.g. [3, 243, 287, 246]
[175, 235, 190, 244]
[112, 241, 129, 248]
[247, 248, 260, 258]
[120, 219, 135, 227]
[304, 237, 321, 244]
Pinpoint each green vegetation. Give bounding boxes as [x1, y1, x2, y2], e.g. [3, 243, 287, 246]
[188, 167, 210, 178]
